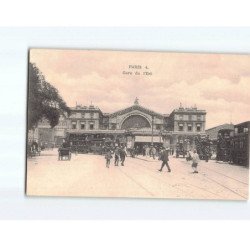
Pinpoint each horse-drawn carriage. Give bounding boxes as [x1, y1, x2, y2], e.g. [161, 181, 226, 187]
[27, 146, 41, 158]
[58, 147, 71, 160]
[27, 141, 41, 158]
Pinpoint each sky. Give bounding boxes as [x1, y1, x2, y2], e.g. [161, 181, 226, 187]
[30, 49, 250, 129]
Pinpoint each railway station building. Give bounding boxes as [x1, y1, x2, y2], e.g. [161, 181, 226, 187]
[31, 98, 207, 150]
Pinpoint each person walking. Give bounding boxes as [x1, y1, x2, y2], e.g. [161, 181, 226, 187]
[149, 146, 153, 157]
[124, 145, 128, 156]
[145, 145, 150, 157]
[191, 149, 200, 173]
[120, 147, 127, 166]
[114, 146, 120, 166]
[105, 149, 112, 168]
[151, 145, 156, 159]
[186, 150, 192, 161]
[158, 147, 171, 172]
[142, 145, 146, 156]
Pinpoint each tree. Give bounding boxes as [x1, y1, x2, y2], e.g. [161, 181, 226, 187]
[28, 62, 70, 130]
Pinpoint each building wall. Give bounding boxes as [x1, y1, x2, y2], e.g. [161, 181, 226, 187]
[109, 110, 165, 130]
[169, 107, 206, 133]
[68, 106, 101, 131]
[32, 104, 207, 149]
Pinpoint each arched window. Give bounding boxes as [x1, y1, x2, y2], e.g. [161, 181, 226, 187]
[121, 115, 151, 130]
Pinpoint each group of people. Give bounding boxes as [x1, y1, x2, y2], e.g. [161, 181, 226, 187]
[142, 145, 157, 158]
[187, 149, 200, 173]
[27, 140, 41, 157]
[105, 144, 200, 174]
[157, 147, 200, 174]
[134, 144, 175, 159]
[105, 146, 200, 174]
[105, 146, 127, 168]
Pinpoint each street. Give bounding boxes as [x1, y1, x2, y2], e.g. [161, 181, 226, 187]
[26, 150, 249, 200]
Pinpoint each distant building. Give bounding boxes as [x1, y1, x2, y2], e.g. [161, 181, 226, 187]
[167, 104, 206, 147]
[32, 99, 207, 149]
[206, 123, 234, 141]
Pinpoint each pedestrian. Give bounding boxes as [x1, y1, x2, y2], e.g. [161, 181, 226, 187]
[186, 150, 192, 161]
[142, 145, 146, 156]
[124, 145, 128, 155]
[114, 146, 120, 166]
[145, 145, 150, 157]
[120, 147, 127, 166]
[105, 149, 112, 168]
[158, 147, 171, 172]
[171, 148, 174, 156]
[158, 147, 163, 160]
[191, 149, 200, 173]
[131, 147, 135, 158]
[151, 145, 156, 159]
[170, 147, 174, 155]
[134, 146, 139, 156]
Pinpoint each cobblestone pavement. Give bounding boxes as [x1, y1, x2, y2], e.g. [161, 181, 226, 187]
[26, 150, 249, 200]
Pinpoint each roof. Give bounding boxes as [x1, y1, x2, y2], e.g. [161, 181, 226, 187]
[234, 121, 250, 126]
[206, 123, 234, 140]
[172, 107, 206, 114]
[70, 105, 102, 113]
[109, 104, 164, 118]
[206, 123, 234, 131]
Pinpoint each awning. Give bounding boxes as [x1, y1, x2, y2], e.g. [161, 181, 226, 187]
[135, 136, 162, 143]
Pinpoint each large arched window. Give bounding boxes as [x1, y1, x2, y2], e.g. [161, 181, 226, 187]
[121, 115, 151, 130]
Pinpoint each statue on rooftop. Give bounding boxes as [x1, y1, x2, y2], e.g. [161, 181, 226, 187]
[134, 97, 139, 105]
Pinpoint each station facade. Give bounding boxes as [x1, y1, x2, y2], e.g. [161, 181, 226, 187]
[31, 99, 206, 149]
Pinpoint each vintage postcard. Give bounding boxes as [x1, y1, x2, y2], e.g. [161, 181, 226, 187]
[26, 49, 249, 200]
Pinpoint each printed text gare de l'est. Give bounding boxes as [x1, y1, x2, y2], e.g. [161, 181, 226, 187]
[123, 65, 152, 76]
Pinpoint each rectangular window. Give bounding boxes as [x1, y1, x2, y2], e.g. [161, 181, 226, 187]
[80, 122, 85, 130]
[89, 123, 94, 130]
[90, 112, 94, 118]
[178, 123, 184, 131]
[188, 124, 192, 131]
[111, 123, 116, 130]
[72, 122, 77, 129]
[188, 115, 192, 121]
[179, 115, 183, 120]
[196, 124, 201, 132]
[197, 115, 201, 121]
[81, 113, 85, 118]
